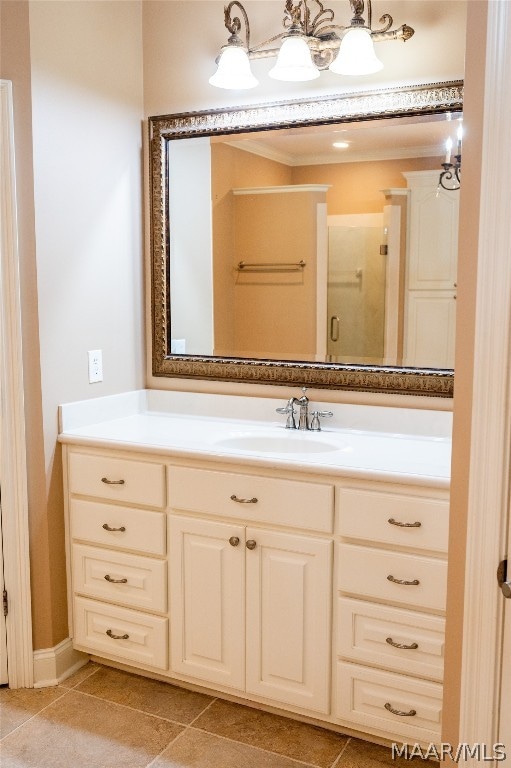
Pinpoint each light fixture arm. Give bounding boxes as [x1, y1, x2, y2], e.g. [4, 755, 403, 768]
[439, 156, 461, 191]
[223, 1, 252, 49]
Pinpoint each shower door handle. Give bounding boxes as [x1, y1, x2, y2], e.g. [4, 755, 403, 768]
[330, 316, 340, 342]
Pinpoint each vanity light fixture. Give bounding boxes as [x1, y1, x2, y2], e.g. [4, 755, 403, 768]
[439, 123, 462, 191]
[209, 0, 415, 89]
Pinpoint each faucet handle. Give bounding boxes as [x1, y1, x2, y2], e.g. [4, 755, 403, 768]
[310, 410, 333, 432]
[276, 403, 297, 429]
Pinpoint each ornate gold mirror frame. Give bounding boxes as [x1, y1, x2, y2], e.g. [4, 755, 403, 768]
[149, 80, 462, 397]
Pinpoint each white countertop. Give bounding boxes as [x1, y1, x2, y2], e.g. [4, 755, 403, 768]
[58, 390, 452, 488]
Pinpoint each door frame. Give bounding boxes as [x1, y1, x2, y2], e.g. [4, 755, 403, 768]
[457, 2, 511, 759]
[0, 79, 33, 687]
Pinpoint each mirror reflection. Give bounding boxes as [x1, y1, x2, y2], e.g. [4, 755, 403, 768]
[168, 111, 461, 369]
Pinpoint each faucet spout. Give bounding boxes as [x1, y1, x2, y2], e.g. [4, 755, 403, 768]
[297, 392, 310, 430]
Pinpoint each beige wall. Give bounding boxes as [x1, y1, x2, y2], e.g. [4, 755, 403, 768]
[1, 0, 145, 649]
[232, 189, 323, 359]
[211, 143, 292, 353]
[292, 157, 441, 215]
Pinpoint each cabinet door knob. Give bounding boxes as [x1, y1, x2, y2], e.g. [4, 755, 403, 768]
[104, 574, 128, 584]
[387, 574, 420, 586]
[246, 539, 257, 550]
[384, 702, 417, 717]
[229, 536, 240, 547]
[230, 494, 258, 504]
[102, 523, 126, 532]
[101, 477, 125, 485]
[106, 629, 129, 640]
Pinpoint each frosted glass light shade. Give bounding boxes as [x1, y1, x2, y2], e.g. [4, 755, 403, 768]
[329, 27, 383, 76]
[209, 45, 258, 89]
[269, 36, 320, 82]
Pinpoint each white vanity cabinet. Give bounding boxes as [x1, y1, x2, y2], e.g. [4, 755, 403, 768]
[334, 481, 449, 743]
[61, 429, 450, 748]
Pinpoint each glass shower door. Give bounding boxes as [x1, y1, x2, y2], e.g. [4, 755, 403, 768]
[327, 215, 386, 364]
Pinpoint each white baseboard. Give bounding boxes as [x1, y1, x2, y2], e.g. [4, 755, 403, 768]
[33, 638, 89, 688]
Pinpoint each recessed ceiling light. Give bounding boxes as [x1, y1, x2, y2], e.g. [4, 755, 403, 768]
[333, 141, 350, 149]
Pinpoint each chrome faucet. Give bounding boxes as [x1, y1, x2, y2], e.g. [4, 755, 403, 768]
[276, 388, 333, 431]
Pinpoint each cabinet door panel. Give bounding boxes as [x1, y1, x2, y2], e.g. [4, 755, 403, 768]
[169, 515, 245, 690]
[404, 292, 456, 368]
[246, 528, 332, 713]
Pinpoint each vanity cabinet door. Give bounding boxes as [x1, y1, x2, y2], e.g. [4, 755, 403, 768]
[169, 515, 245, 690]
[245, 528, 332, 714]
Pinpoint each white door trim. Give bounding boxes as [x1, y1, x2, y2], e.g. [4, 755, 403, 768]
[458, 2, 511, 759]
[0, 79, 34, 687]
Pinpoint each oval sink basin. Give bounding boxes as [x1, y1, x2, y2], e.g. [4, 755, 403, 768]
[214, 435, 340, 454]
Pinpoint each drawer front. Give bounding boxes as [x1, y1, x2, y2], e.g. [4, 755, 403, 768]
[337, 543, 447, 612]
[74, 597, 168, 670]
[335, 661, 442, 743]
[337, 597, 445, 681]
[70, 499, 166, 556]
[69, 452, 166, 508]
[72, 544, 167, 613]
[337, 486, 449, 553]
[168, 466, 333, 533]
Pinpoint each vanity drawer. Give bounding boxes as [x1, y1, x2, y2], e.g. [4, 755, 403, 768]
[168, 466, 334, 533]
[70, 499, 166, 556]
[72, 544, 167, 613]
[337, 597, 445, 682]
[337, 543, 447, 612]
[74, 596, 168, 670]
[335, 661, 442, 743]
[337, 486, 449, 553]
[69, 452, 166, 508]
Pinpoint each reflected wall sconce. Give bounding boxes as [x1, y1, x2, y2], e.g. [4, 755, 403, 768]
[439, 123, 462, 191]
[209, 0, 415, 89]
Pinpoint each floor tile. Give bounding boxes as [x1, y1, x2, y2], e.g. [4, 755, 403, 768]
[193, 699, 348, 768]
[0, 689, 183, 768]
[335, 738, 438, 767]
[76, 665, 214, 724]
[0, 686, 65, 739]
[152, 727, 320, 768]
[59, 661, 100, 689]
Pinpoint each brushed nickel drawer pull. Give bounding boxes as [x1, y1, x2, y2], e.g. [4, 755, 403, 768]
[388, 518, 421, 528]
[102, 523, 126, 532]
[101, 477, 125, 485]
[246, 539, 257, 550]
[230, 494, 258, 504]
[386, 637, 419, 650]
[106, 629, 129, 640]
[229, 536, 240, 547]
[384, 702, 417, 717]
[104, 574, 128, 584]
[387, 574, 420, 586]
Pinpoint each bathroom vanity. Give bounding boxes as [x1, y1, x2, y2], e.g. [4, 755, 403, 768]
[59, 389, 451, 746]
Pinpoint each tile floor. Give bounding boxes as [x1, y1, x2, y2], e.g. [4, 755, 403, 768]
[0, 663, 429, 767]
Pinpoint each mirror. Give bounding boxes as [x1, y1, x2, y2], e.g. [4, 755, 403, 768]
[150, 81, 462, 396]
